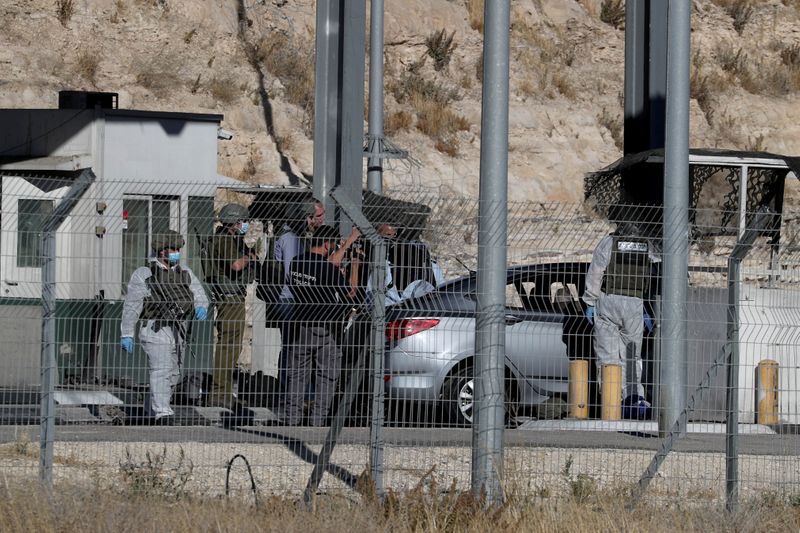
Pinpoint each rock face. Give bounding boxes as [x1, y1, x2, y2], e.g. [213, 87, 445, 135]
[2, 0, 800, 202]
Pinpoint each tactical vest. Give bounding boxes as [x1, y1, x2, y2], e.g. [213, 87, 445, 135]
[140, 264, 195, 322]
[603, 235, 651, 299]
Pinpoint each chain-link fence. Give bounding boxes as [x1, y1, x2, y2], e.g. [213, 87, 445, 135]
[2, 172, 800, 507]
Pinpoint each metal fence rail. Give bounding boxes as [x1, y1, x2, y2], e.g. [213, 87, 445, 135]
[0, 175, 799, 506]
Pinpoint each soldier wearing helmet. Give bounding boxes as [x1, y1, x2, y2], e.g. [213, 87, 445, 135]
[120, 229, 209, 424]
[208, 203, 257, 408]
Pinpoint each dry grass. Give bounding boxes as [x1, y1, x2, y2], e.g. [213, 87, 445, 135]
[1, 476, 800, 533]
[384, 110, 413, 136]
[110, 0, 125, 23]
[74, 51, 100, 87]
[466, 0, 484, 33]
[412, 94, 470, 157]
[600, 0, 626, 30]
[253, 33, 315, 136]
[208, 76, 239, 105]
[56, 0, 74, 27]
[712, 0, 754, 35]
[597, 107, 623, 151]
[135, 54, 182, 97]
[425, 29, 457, 72]
[714, 40, 800, 96]
[691, 52, 715, 124]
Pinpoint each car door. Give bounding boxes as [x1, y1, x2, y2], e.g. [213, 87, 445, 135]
[503, 275, 569, 394]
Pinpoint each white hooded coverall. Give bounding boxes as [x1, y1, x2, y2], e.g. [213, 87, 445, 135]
[582, 234, 658, 400]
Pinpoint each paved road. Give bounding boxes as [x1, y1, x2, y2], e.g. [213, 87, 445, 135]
[2, 422, 799, 456]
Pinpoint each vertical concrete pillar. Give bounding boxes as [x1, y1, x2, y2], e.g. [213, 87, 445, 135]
[569, 360, 589, 419]
[601, 365, 622, 421]
[755, 360, 779, 425]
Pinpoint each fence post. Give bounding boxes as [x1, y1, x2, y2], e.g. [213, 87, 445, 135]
[366, 0, 384, 194]
[471, 0, 510, 504]
[660, 0, 691, 437]
[39, 169, 95, 486]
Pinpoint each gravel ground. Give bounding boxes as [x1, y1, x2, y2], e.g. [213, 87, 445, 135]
[2, 439, 798, 505]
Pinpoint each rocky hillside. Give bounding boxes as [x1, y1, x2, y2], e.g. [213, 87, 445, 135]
[2, 0, 800, 202]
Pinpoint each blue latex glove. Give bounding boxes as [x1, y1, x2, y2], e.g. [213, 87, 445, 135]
[643, 311, 654, 333]
[120, 336, 134, 354]
[585, 306, 595, 325]
[195, 306, 208, 320]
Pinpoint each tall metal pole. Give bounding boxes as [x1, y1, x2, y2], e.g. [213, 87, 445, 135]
[366, 0, 385, 193]
[659, 0, 691, 437]
[39, 169, 95, 486]
[623, 0, 645, 155]
[312, 0, 339, 217]
[471, 0, 509, 504]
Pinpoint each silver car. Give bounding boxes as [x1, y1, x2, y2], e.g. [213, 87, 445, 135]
[384, 262, 592, 426]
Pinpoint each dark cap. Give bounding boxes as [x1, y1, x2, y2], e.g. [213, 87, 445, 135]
[152, 230, 185, 251]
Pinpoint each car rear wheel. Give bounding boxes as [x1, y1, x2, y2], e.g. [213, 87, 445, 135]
[441, 365, 519, 428]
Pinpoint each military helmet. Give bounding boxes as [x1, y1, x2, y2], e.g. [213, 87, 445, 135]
[152, 230, 185, 251]
[218, 203, 250, 224]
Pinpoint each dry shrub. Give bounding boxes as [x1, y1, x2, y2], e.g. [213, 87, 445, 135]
[135, 55, 182, 97]
[425, 29, 457, 72]
[598, 107, 623, 151]
[56, 0, 74, 26]
[466, 0, 484, 33]
[600, 0, 626, 29]
[275, 134, 294, 153]
[2, 476, 800, 532]
[411, 94, 470, 157]
[518, 78, 536, 100]
[781, 43, 800, 67]
[691, 52, 715, 123]
[74, 51, 100, 86]
[254, 33, 315, 135]
[208, 76, 239, 104]
[553, 73, 576, 100]
[729, 0, 754, 35]
[384, 110, 413, 136]
[716, 42, 748, 78]
[391, 66, 461, 107]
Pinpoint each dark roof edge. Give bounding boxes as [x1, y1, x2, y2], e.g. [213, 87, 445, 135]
[103, 109, 223, 122]
[588, 148, 800, 179]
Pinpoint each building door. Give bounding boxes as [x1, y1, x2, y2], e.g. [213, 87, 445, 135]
[121, 195, 179, 293]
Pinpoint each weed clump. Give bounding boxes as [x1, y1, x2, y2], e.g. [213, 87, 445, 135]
[425, 29, 457, 72]
[56, 0, 75, 27]
[600, 0, 626, 30]
[118, 446, 193, 500]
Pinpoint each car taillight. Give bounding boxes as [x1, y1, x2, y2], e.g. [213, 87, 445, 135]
[385, 318, 440, 341]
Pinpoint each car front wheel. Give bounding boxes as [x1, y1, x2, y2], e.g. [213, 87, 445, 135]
[440, 365, 518, 428]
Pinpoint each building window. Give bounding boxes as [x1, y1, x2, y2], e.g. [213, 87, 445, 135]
[17, 199, 54, 268]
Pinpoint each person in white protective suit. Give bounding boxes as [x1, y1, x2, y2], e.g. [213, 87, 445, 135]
[120, 230, 209, 424]
[582, 221, 660, 419]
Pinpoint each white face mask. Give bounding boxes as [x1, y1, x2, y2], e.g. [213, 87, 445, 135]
[239, 222, 250, 234]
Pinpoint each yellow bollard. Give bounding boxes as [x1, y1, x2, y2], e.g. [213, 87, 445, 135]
[569, 360, 589, 419]
[601, 364, 622, 421]
[756, 359, 779, 425]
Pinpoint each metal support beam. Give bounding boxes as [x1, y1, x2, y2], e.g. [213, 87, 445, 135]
[40, 169, 95, 486]
[367, 0, 385, 194]
[659, 0, 691, 436]
[471, 0, 510, 505]
[312, 0, 367, 226]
